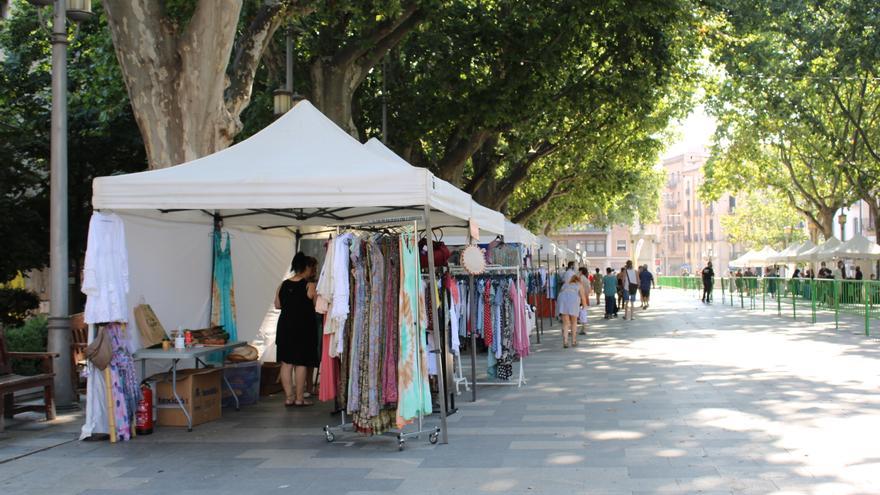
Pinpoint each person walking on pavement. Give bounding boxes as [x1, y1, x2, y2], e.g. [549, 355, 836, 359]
[577, 267, 591, 336]
[557, 271, 587, 348]
[603, 267, 618, 319]
[591, 267, 603, 306]
[624, 260, 639, 320]
[639, 264, 655, 309]
[701, 261, 715, 303]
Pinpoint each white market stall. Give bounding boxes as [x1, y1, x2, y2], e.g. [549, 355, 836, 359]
[769, 240, 816, 264]
[363, 137, 505, 237]
[86, 100, 488, 445]
[731, 246, 779, 268]
[827, 234, 880, 261]
[795, 237, 842, 263]
[749, 246, 781, 267]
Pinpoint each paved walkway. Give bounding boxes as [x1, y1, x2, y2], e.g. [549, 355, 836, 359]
[2, 289, 879, 494]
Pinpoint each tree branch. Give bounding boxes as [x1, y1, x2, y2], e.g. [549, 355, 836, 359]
[491, 141, 560, 209]
[774, 140, 825, 212]
[356, 8, 426, 84]
[435, 128, 492, 184]
[830, 78, 880, 165]
[226, 0, 313, 118]
[512, 174, 574, 224]
[333, 2, 420, 67]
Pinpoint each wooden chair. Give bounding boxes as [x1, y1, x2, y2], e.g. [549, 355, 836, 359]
[70, 313, 89, 394]
[0, 328, 58, 433]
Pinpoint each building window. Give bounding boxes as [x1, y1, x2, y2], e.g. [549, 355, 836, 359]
[584, 239, 605, 255]
[617, 240, 626, 252]
[729, 196, 736, 213]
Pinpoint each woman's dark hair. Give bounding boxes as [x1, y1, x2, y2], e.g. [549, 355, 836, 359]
[579, 267, 588, 276]
[291, 252, 309, 273]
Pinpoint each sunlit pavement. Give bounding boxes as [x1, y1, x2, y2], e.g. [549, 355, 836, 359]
[2, 288, 879, 494]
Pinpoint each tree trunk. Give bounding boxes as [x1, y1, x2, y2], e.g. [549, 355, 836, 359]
[435, 129, 492, 186]
[308, 3, 424, 140]
[310, 59, 364, 138]
[103, 0, 296, 169]
[818, 206, 836, 240]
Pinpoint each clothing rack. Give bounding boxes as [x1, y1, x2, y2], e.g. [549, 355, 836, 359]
[448, 264, 528, 401]
[321, 215, 445, 450]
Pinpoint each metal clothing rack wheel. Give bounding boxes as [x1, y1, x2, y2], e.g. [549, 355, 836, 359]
[320, 214, 447, 449]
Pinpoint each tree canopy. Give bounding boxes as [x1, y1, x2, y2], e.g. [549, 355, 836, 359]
[353, 0, 705, 232]
[1, 0, 712, 284]
[719, 190, 806, 250]
[0, 2, 145, 285]
[700, 0, 879, 241]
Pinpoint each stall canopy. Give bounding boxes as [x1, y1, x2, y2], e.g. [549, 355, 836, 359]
[730, 249, 756, 267]
[503, 220, 539, 249]
[363, 137, 504, 236]
[827, 234, 880, 260]
[752, 246, 780, 266]
[538, 236, 558, 257]
[795, 237, 842, 262]
[772, 240, 816, 263]
[732, 246, 779, 267]
[93, 100, 478, 232]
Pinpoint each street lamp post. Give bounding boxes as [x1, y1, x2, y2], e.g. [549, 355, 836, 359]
[49, 0, 73, 407]
[839, 212, 848, 242]
[273, 29, 303, 116]
[29, 0, 93, 408]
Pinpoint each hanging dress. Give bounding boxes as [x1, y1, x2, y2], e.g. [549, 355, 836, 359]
[211, 231, 237, 342]
[396, 232, 432, 428]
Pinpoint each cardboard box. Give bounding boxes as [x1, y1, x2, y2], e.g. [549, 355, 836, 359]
[222, 360, 260, 408]
[153, 368, 222, 427]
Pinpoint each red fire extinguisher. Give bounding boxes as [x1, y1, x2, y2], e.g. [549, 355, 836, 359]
[135, 383, 154, 435]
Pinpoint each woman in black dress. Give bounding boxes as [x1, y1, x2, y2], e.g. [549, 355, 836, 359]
[275, 253, 319, 406]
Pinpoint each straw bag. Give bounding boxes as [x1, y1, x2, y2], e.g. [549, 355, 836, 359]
[85, 326, 112, 370]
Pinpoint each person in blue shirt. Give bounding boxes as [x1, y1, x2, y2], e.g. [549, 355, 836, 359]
[639, 264, 655, 309]
[603, 267, 618, 319]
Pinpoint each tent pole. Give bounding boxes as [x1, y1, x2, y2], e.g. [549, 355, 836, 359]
[469, 273, 477, 403]
[423, 205, 448, 444]
[535, 247, 544, 344]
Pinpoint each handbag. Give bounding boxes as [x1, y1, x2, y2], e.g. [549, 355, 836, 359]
[627, 270, 638, 294]
[418, 233, 451, 268]
[85, 326, 113, 370]
[578, 307, 588, 324]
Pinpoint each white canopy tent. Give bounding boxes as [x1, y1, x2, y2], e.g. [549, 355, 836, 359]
[363, 138, 504, 237]
[769, 240, 816, 263]
[795, 237, 842, 263]
[749, 246, 781, 266]
[730, 249, 757, 267]
[91, 100, 472, 441]
[538, 236, 557, 255]
[503, 220, 539, 250]
[94, 101, 481, 234]
[827, 234, 880, 261]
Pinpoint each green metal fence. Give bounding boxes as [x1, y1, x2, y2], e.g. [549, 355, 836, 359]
[657, 275, 880, 336]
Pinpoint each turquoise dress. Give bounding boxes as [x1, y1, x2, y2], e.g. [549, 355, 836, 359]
[396, 231, 432, 428]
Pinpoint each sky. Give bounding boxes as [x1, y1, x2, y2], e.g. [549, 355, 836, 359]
[662, 104, 717, 159]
